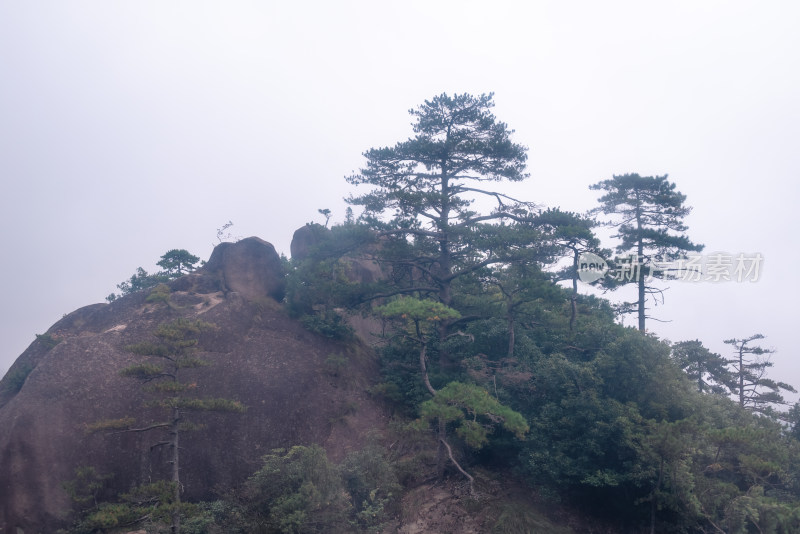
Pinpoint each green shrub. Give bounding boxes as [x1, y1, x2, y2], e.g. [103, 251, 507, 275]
[227, 442, 399, 533]
[146, 283, 172, 304]
[241, 445, 351, 533]
[300, 312, 353, 340]
[62, 466, 113, 510]
[340, 441, 401, 532]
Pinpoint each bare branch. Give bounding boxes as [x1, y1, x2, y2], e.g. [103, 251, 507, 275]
[440, 438, 475, 495]
[111, 422, 171, 435]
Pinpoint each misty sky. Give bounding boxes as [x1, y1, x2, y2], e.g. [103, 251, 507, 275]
[1, 1, 798, 402]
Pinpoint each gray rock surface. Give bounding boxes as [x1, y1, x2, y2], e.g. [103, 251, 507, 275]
[0, 237, 385, 533]
[203, 236, 286, 301]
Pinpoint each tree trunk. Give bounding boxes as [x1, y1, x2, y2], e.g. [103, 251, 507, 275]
[171, 407, 181, 534]
[738, 345, 745, 407]
[437, 160, 454, 369]
[436, 417, 447, 478]
[440, 437, 474, 495]
[418, 336, 447, 477]
[635, 191, 646, 332]
[637, 238, 646, 332]
[437, 238, 453, 370]
[507, 313, 515, 358]
[419, 341, 436, 397]
[570, 248, 579, 332]
[650, 456, 664, 534]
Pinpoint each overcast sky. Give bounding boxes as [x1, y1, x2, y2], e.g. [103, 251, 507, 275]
[1, 1, 798, 402]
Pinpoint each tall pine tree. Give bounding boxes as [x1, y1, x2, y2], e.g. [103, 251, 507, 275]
[346, 92, 535, 311]
[89, 318, 245, 533]
[590, 173, 703, 331]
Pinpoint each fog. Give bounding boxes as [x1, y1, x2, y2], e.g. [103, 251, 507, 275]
[1, 1, 798, 401]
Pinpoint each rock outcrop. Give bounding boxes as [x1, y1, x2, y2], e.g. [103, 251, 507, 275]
[289, 223, 383, 287]
[290, 223, 330, 261]
[202, 236, 286, 301]
[0, 237, 386, 533]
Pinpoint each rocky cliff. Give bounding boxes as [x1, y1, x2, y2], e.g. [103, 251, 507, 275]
[0, 236, 388, 533]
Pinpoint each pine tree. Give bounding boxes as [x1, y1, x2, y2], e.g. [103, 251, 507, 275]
[531, 208, 606, 331]
[671, 339, 732, 394]
[88, 318, 245, 533]
[377, 297, 527, 489]
[157, 249, 201, 277]
[590, 174, 703, 331]
[346, 92, 536, 311]
[723, 334, 796, 416]
[107, 249, 200, 302]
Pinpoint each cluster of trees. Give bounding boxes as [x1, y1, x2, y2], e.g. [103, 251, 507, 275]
[106, 249, 201, 302]
[74, 93, 799, 532]
[288, 93, 800, 532]
[67, 442, 400, 534]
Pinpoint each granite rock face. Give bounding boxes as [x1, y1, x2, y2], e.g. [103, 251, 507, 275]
[0, 237, 385, 533]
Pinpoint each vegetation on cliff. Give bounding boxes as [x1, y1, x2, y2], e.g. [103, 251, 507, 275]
[280, 93, 800, 533]
[51, 92, 800, 533]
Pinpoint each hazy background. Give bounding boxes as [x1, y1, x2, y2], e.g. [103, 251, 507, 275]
[1, 1, 798, 402]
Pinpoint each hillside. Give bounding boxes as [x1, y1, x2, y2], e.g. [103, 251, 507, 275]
[1, 226, 799, 534]
[0, 236, 390, 533]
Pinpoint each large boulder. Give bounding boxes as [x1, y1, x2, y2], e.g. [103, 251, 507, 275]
[290, 223, 330, 261]
[0, 239, 386, 533]
[289, 224, 382, 286]
[203, 236, 286, 301]
[288, 224, 385, 344]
